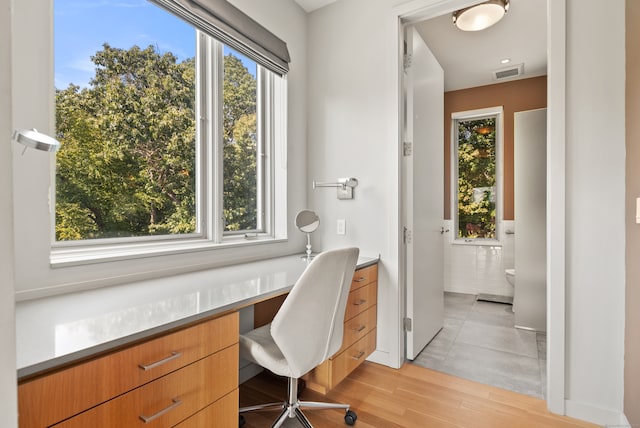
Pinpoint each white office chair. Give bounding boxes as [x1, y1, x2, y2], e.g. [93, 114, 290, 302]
[239, 247, 360, 427]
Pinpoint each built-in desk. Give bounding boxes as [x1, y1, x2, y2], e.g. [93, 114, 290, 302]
[16, 254, 378, 427]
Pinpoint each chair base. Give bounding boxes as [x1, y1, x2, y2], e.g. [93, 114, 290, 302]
[239, 377, 356, 427]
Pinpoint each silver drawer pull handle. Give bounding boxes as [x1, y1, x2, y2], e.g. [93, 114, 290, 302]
[353, 299, 367, 306]
[139, 398, 182, 423]
[138, 351, 182, 371]
[352, 325, 366, 332]
[354, 276, 367, 283]
[351, 351, 365, 360]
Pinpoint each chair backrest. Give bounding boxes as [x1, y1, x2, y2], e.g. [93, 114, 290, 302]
[270, 247, 359, 378]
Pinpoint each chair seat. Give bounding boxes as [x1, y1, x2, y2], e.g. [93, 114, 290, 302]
[240, 323, 293, 378]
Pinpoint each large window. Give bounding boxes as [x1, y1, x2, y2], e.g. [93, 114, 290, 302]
[452, 107, 502, 242]
[53, 0, 282, 256]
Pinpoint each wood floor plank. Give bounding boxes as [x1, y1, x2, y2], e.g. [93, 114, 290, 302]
[239, 361, 600, 428]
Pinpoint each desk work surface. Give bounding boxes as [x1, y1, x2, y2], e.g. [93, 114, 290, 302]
[16, 254, 378, 379]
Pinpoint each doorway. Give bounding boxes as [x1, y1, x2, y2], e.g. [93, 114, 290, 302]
[397, 0, 566, 414]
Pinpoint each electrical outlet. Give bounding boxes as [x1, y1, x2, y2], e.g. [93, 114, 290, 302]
[337, 219, 346, 235]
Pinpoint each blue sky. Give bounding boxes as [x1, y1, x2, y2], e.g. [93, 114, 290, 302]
[55, 0, 255, 89]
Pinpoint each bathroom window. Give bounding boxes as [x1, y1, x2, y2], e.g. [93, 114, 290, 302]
[52, 0, 286, 261]
[452, 107, 503, 243]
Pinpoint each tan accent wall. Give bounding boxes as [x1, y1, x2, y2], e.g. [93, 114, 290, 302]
[444, 76, 547, 220]
[626, 0, 640, 423]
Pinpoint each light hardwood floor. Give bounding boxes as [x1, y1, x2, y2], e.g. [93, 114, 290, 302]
[239, 361, 600, 428]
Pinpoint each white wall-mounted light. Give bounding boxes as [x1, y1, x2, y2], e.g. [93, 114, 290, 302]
[313, 177, 359, 200]
[453, 0, 510, 32]
[12, 129, 60, 154]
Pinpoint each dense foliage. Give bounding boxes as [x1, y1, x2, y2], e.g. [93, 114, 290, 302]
[55, 44, 258, 240]
[456, 118, 497, 239]
[222, 55, 258, 232]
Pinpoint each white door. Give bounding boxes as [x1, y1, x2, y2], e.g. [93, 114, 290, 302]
[403, 26, 444, 360]
[514, 108, 547, 331]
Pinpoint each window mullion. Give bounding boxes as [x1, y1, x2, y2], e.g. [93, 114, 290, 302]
[195, 31, 209, 241]
[256, 67, 265, 233]
[210, 38, 225, 243]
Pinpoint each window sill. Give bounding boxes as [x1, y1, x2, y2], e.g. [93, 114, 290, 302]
[50, 236, 287, 268]
[451, 239, 502, 247]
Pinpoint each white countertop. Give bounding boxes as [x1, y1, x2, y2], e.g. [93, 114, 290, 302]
[16, 254, 378, 379]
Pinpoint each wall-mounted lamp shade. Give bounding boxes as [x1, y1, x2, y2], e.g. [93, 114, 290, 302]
[453, 0, 509, 32]
[13, 129, 61, 153]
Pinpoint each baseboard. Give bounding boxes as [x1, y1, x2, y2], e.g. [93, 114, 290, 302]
[565, 399, 627, 426]
[367, 349, 400, 369]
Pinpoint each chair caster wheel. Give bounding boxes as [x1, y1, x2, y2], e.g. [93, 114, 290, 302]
[239, 414, 246, 427]
[344, 409, 357, 425]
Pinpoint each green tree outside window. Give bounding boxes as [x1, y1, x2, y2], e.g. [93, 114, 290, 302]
[55, 44, 259, 240]
[456, 117, 497, 239]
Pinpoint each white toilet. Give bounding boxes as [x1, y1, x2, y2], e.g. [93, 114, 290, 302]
[505, 268, 515, 287]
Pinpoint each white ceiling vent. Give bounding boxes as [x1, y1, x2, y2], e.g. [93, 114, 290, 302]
[493, 63, 524, 80]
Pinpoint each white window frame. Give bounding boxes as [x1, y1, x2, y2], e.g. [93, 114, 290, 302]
[451, 106, 503, 246]
[45, 9, 287, 267]
[11, 0, 289, 300]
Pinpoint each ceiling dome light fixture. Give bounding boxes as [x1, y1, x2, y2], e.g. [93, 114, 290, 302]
[453, 0, 510, 32]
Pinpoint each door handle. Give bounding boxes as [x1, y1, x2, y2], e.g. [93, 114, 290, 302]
[440, 227, 450, 234]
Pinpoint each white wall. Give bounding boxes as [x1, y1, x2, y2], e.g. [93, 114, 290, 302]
[11, 0, 308, 299]
[307, 0, 626, 424]
[564, 0, 626, 423]
[443, 220, 515, 297]
[0, 0, 18, 425]
[4, 0, 628, 424]
[307, 0, 401, 368]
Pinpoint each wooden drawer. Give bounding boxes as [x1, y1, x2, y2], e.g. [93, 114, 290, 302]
[19, 312, 238, 428]
[304, 329, 377, 394]
[304, 263, 378, 395]
[174, 389, 238, 428]
[350, 264, 377, 291]
[329, 329, 376, 389]
[344, 282, 377, 321]
[336, 305, 376, 355]
[252, 265, 378, 329]
[53, 345, 238, 428]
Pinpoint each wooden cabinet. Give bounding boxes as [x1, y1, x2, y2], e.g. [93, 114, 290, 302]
[18, 312, 239, 428]
[304, 264, 378, 394]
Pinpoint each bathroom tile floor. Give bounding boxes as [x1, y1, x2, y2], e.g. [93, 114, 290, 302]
[411, 292, 547, 399]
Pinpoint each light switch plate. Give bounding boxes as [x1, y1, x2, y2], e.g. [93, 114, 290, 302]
[337, 219, 346, 235]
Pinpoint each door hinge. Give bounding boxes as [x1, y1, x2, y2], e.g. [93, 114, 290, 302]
[403, 317, 412, 332]
[403, 141, 413, 157]
[403, 226, 412, 244]
[403, 53, 413, 70]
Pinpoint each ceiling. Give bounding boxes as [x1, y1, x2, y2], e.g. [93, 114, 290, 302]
[294, 0, 337, 13]
[293, 0, 547, 92]
[413, 0, 547, 91]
